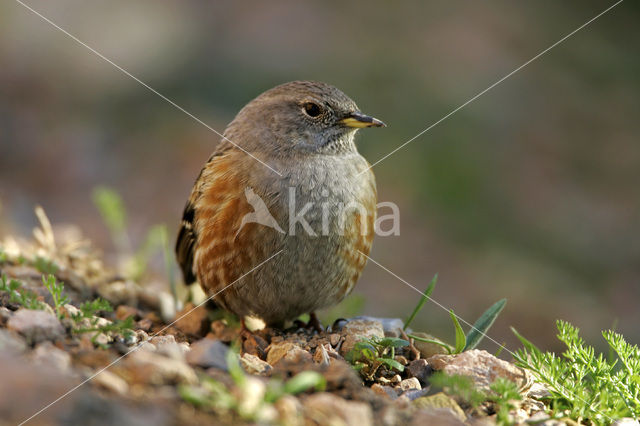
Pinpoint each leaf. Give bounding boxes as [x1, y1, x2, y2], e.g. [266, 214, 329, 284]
[464, 298, 506, 351]
[284, 371, 326, 394]
[376, 337, 410, 349]
[404, 274, 437, 331]
[379, 357, 405, 372]
[408, 334, 454, 354]
[511, 327, 541, 355]
[450, 310, 466, 354]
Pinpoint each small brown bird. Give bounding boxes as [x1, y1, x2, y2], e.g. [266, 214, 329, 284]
[176, 81, 385, 329]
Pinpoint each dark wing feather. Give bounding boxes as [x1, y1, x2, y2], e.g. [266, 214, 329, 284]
[176, 200, 197, 284]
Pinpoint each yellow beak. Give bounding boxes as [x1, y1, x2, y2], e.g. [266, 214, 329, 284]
[340, 111, 386, 128]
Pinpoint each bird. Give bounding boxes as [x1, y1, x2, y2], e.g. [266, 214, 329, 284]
[175, 80, 385, 330]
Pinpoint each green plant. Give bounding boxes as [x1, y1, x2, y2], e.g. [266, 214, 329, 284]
[405, 277, 506, 354]
[179, 348, 325, 422]
[0, 274, 46, 310]
[404, 274, 437, 331]
[512, 320, 640, 424]
[70, 296, 134, 347]
[75, 297, 113, 318]
[33, 256, 59, 275]
[431, 373, 522, 425]
[42, 274, 69, 318]
[346, 336, 409, 380]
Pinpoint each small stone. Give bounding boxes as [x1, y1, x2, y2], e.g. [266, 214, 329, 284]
[329, 333, 341, 347]
[390, 374, 402, 385]
[313, 344, 330, 365]
[125, 350, 198, 385]
[612, 419, 640, 426]
[240, 353, 272, 376]
[186, 338, 229, 370]
[340, 318, 384, 356]
[303, 393, 373, 426]
[274, 394, 302, 425]
[62, 304, 80, 318]
[371, 383, 399, 399]
[402, 389, 429, 401]
[411, 332, 449, 358]
[353, 316, 404, 337]
[93, 370, 129, 395]
[428, 349, 530, 391]
[137, 318, 153, 332]
[30, 342, 71, 372]
[136, 330, 149, 342]
[7, 308, 65, 344]
[174, 302, 209, 338]
[156, 342, 189, 360]
[400, 377, 421, 392]
[413, 392, 466, 422]
[115, 305, 139, 321]
[0, 307, 12, 326]
[138, 341, 157, 352]
[407, 359, 432, 385]
[93, 333, 111, 346]
[0, 329, 26, 354]
[237, 376, 267, 417]
[150, 335, 176, 346]
[266, 341, 312, 366]
[410, 408, 466, 426]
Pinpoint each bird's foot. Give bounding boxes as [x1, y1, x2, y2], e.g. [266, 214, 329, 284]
[306, 312, 324, 333]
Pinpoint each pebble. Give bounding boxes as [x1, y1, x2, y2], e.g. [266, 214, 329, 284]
[329, 333, 341, 347]
[126, 350, 198, 385]
[400, 377, 421, 392]
[266, 341, 312, 366]
[0, 329, 27, 354]
[428, 349, 530, 391]
[93, 370, 129, 395]
[413, 392, 466, 422]
[339, 318, 384, 356]
[240, 353, 272, 376]
[7, 308, 65, 344]
[30, 341, 71, 372]
[353, 316, 405, 337]
[185, 338, 229, 370]
[371, 383, 399, 399]
[173, 303, 209, 338]
[303, 392, 373, 426]
[407, 358, 432, 386]
[0, 307, 12, 326]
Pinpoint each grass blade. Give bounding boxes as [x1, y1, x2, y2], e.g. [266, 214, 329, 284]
[464, 298, 506, 351]
[450, 310, 466, 354]
[403, 274, 437, 331]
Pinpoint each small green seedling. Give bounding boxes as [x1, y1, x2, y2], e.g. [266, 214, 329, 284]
[42, 274, 69, 318]
[0, 274, 46, 310]
[33, 256, 59, 275]
[179, 348, 325, 422]
[346, 336, 409, 380]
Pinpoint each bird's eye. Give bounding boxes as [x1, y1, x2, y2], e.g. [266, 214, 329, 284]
[302, 102, 322, 117]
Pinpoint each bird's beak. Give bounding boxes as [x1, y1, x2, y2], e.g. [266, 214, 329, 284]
[340, 111, 386, 128]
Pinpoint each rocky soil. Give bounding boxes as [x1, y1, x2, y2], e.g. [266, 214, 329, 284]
[0, 211, 561, 426]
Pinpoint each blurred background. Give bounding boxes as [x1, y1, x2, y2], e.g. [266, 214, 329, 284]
[1, 1, 638, 353]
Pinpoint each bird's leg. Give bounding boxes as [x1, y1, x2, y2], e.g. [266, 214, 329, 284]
[306, 312, 324, 333]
